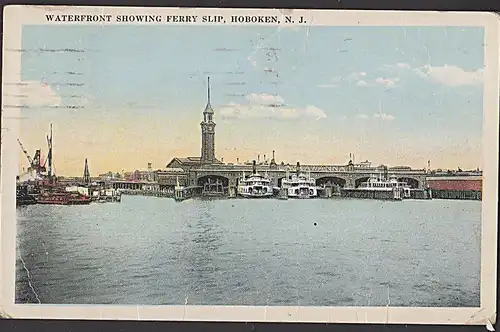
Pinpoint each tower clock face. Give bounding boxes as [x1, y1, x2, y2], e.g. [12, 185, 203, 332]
[201, 123, 215, 133]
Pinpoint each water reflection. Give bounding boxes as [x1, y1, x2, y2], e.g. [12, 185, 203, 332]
[180, 199, 225, 303]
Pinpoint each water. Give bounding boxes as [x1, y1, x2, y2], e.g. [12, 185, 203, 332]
[16, 196, 481, 306]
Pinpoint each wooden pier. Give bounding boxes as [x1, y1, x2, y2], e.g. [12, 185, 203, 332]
[174, 186, 202, 201]
[340, 188, 432, 201]
[120, 189, 174, 198]
[341, 188, 404, 201]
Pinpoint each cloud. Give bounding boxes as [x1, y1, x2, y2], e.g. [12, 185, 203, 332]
[246, 93, 284, 105]
[305, 105, 327, 119]
[12, 81, 61, 107]
[382, 62, 483, 87]
[347, 72, 367, 81]
[317, 75, 342, 88]
[374, 113, 395, 121]
[357, 112, 394, 121]
[413, 64, 483, 87]
[219, 93, 326, 120]
[396, 63, 411, 69]
[381, 63, 411, 70]
[354, 77, 398, 87]
[356, 80, 369, 87]
[375, 77, 397, 87]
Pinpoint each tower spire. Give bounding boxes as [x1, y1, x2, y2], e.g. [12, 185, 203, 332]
[207, 76, 211, 104]
[83, 158, 90, 184]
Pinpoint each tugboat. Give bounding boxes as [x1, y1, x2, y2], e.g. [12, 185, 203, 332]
[280, 162, 318, 199]
[237, 161, 274, 198]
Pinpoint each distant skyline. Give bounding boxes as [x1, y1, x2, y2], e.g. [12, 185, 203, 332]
[17, 25, 484, 176]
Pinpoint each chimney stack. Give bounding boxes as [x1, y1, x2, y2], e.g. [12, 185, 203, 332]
[252, 160, 257, 174]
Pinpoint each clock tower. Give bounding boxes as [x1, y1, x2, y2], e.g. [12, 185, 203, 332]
[200, 77, 216, 164]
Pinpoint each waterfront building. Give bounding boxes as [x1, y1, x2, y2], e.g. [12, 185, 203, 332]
[161, 78, 223, 187]
[427, 175, 482, 200]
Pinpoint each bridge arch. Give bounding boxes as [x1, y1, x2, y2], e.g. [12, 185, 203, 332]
[397, 177, 420, 189]
[316, 176, 347, 188]
[197, 175, 230, 188]
[354, 176, 370, 188]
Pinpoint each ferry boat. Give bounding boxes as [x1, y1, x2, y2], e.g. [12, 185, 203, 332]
[36, 191, 92, 205]
[360, 174, 411, 197]
[281, 171, 318, 199]
[342, 174, 411, 200]
[237, 162, 274, 198]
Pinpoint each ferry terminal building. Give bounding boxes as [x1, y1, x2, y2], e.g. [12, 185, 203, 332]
[153, 78, 430, 193]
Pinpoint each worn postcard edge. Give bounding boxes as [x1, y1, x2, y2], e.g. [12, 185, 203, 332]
[0, 5, 498, 325]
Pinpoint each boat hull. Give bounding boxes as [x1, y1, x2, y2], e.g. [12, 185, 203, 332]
[284, 187, 318, 199]
[16, 198, 37, 206]
[36, 192, 92, 205]
[237, 193, 274, 198]
[36, 199, 92, 205]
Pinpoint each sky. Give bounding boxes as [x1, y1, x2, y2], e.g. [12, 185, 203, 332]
[17, 25, 485, 176]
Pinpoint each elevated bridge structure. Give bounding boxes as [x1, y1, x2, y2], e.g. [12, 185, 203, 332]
[189, 163, 428, 190]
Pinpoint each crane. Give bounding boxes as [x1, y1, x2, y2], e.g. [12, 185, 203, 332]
[17, 139, 34, 166]
[17, 138, 46, 176]
[46, 123, 53, 178]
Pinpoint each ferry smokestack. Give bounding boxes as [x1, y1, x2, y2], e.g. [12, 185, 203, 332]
[252, 160, 256, 174]
[296, 161, 300, 176]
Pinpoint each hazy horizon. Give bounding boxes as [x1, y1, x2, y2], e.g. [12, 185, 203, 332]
[17, 25, 485, 176]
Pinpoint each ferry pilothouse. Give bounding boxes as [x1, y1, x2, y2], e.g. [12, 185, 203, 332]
[357, 174, 411, 199]
[280, 163, 318, 199]
[237, 161, 274, 198]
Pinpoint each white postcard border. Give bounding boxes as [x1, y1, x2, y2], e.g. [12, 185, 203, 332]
[1, 6, 498, 325]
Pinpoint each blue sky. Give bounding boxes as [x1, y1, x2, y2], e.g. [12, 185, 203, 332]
[19, 25, 484, 175]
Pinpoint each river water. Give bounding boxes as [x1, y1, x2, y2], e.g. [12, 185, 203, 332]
[15, 196, 481, 307]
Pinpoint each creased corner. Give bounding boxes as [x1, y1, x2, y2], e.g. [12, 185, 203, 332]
[0, 308, 13, 319]
[486, 319, 496, 331]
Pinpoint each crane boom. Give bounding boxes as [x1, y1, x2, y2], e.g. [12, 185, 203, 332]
[17, 139, 34, 165]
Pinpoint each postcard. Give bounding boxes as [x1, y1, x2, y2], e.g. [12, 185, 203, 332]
[1, 5, 498, 326]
